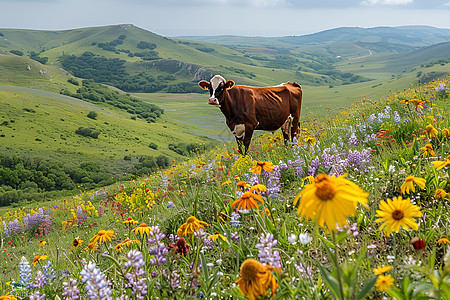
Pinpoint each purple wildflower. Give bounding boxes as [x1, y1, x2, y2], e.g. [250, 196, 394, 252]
[255, 233, 282, 268]
[80, 261, 113, 300]
[148, 226, 168, 266]
[123, 249, 148, 299]
[62, 278, 81, 300]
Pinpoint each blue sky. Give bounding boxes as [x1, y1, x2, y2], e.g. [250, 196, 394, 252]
[1, 0, 449, 36]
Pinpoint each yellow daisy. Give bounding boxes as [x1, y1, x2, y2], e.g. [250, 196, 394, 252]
[432, 155, 450, 170]
[208, 233, 227, 242]
[39, 240, 47, 247]
[373, 265, 393, 275]
[132, 223, 152, 235]
[434, 189, 448, 199]
[443, 128, 450, 139]
[293, 173, 369, 232]
[426, 124, 438, 138]
[177, 216, 208, 236]
[400, 176, 426, 194]
[438, 237, 450, 245]
[232, 191, 264, 210]
[90, 230, 115, 244]
[375, 274, 394, 292]
[375, 196, 422, 236]
[85, 242, 99, 252]
[250, 184, 267, 193]
[71, 237, 83, 250]
[236, 259, 280, 300]
[32, 255, 48, 267]
[122, 217, 139, 225]
[419, 144, 435, 158]
[0, 292, 18, 300]
[251, 161, 274, 174]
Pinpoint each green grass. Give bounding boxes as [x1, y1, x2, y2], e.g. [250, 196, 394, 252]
[0, 85, 212, 174]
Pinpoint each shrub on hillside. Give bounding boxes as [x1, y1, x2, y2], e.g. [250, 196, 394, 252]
[149, 142, 158, 150]
[75, 127, 100, 139]
[68, 78, 80, 85]
[9, 50, 23, 56]
[87, 111, 98, 120]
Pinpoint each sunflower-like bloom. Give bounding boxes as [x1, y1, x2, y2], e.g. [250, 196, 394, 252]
[177, 216, 208, 236]
[32, 255, 48, 267]
[375, 274, 394, 292]
[71, 237, 83, 250]
[419, 144, 435, 158]
[123, 217, 139, 225]
[208, 233, 227, 242]
[410, 99, 425, 109]
[39, 240, 47, 247]
[434, 189, 448, 199]
[236, 259, 280, 300]
[293, 173, 369, 231]
[432, 155, 450, 170]
[251, 161, 274, 174]
[443, 128, 450, 139]
[132, 223, 152, 235]
[115, 239, 141, 251]
[426, 124, 438, 138]
[400, 176, 426, 194]
[375, 196, 422, 236]
[232, 191, 264, 210]
[85, 242, 99, 252]
[250, 184, 267, 193]
[438, 237, 450, 245]
[0, 292, 18, 300]
[304, 135, 317, 147]
[90, 230, 115, 244]
[373, 265, 393, 275]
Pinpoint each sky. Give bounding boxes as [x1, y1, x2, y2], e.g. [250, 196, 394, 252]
[1, 0, 450, 37]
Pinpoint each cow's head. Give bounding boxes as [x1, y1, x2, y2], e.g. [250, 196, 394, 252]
[198, 75, 235, 105]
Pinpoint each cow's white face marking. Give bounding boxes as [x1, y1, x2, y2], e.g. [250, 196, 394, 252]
[208, 75, 226, 105]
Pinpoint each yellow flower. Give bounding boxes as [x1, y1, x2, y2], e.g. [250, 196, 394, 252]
[32, 255, 48, 267]
[400, 176, 426, 194]
[85, 242, 99, 252]
[123, 217, 139, 225]
[251, 161, 274, 174]
[121, 238, 141, 247]
[375, 196, 422, 236]
[0, 292, 18, 300]
[432, 155, 450, 170]
[434, 189, 448, 199]
[72, 237, 83, 250]
[132, 223, 152, 235]
[236, 259, 280, 300]
[293, 173, 369, 232]
[373, 265, 393, 275]
[304, 135, 317, 147]
[90, 230, 115, 244]
[375, 274, 394, 292]
[301, 176, 315, 187]
[39, 240, 47, 246]
[438, 237, 450, 245]
[177, 216, 208, 236]
[410, 99, 425, 109]
[115, 243, 123, 252]
[426, 124, 438, 138]
[443, 128, 450, 139]
[237, 181, 251, 191]
[250, 184, 267, 193]
[419, 144, 435, 158]
[261, 208, 271, 217]
[221, 180, 232, 186]
[232, 191, 264, 210]
[208, 233, 227, 242]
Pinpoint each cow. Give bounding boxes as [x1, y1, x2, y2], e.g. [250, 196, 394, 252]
[198, 75, 302, 155]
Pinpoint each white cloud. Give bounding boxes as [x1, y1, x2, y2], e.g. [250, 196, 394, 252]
[361, 0, 413, 5]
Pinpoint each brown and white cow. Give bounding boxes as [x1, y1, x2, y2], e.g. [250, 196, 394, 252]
[199, 75, 302, 154]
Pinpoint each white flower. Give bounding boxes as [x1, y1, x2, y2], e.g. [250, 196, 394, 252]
[299, 232, 313, 245]
[287, 234, 298, 245]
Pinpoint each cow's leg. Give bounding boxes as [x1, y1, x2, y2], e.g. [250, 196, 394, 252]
[291, 114, 299, 142]
[235, 138, 244, 155]
[232, 124, 246, 154]
[243, 124, 256, 155]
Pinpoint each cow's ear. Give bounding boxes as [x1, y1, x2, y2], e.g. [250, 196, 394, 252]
[198, 80, 210, 90]
[225, 80, 235, 90]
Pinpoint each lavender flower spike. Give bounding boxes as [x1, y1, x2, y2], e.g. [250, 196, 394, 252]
[80, 261, 113, 300]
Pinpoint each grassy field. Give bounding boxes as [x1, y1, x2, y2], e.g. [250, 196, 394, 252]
[0, 76, 449, 299]
[0, 85, 212, 173]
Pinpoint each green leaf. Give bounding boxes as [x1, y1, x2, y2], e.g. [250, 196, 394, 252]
[355, 275, 377, 300]
[318, 264, 342, 300]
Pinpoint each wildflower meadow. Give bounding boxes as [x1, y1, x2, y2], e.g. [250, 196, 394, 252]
[0, 78, 450, 299]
